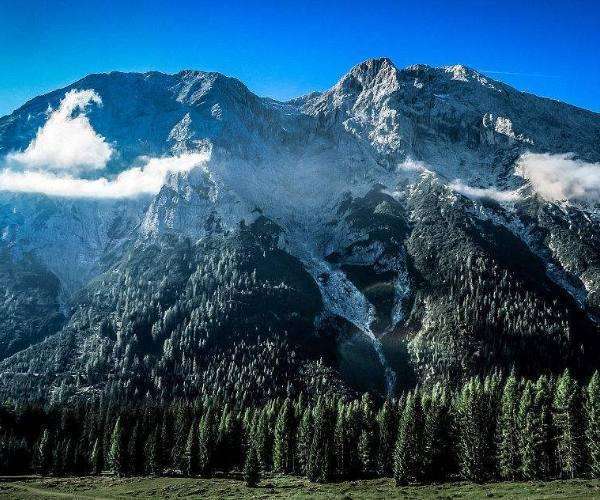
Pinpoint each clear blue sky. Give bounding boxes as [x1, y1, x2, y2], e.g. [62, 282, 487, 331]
[1, 0, 599, 116]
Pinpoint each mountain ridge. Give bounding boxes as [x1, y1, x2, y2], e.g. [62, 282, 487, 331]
[0, 58, 599, 402]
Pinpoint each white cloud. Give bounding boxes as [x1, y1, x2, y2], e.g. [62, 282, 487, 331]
[450, 180, 520, 203]
[6, 89, 113, 172]
[0, 88, 211, 198]
[396, 158, 430, 174]
[516, 152, 600, 202]
[0, 152, 210, 198]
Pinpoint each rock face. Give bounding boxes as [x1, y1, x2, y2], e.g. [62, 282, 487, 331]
[0, 58, 599, 402]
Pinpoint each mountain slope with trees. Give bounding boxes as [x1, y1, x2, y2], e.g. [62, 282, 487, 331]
[0, 58, 599, 402]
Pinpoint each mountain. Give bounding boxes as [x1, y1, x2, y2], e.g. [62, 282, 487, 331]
[0, 58, 599, 402]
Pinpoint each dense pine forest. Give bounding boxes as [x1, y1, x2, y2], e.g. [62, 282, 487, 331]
[1, 369, 600, 487]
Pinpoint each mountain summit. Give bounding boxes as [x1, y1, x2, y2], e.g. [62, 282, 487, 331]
[0, 59, 599, 402]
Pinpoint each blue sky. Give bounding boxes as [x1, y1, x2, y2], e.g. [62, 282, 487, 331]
[1, 0, 599, 116]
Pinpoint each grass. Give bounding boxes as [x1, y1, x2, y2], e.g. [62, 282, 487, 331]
[0, 475, 598, 499]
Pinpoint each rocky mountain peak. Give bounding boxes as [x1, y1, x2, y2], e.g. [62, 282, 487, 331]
[303, 57, 401, 115]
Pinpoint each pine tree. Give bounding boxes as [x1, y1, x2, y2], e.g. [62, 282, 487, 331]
[253, 407, 272, 471]
[52, 440, 65, 476]
[553, 369, 583, 479]
[483, 372, 503, 478]
[358, 394, 376, 476]
[358, 429, 375, 476]
[127, 421, 141, 475]
[376, 400, 396, 477]
[296, 406, 313, 476]
[421, 384, 453, 481]
[184, 420, 199, 476]
[198, 409, 214, 477]
[172, 404, 191, 469]
[333, 403, 348, 479]
[345, 401, 363, 477]
[455, 378, 487, 482]
[90, 437, 104, 475]
[144, 430, 161, 475]
[244, 444, 261, 487]
[159, 415, 172, 471]
[273, 398, 294, 473]
[497, 373, 520, 480]
[108, 416, 126, 476]
[63, 438, 75, 475]
[393, 392, 423, 485]
[585, 371, 600, 478]
[74, 439, 89, 474]
[308, 400, 334, 483]
[36, 429, 54, 475]
[534, 375, 554, 479]
[518, 380, 541, 479]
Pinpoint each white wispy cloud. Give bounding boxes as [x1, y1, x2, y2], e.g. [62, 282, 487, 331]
[6, 89, 114, 172]
[396, 158, 430, 174]
[0, 89, 211, 198]
[516, 152, 600, 202]
[0, 152, 210, 198]
[450, 180, 520, 203]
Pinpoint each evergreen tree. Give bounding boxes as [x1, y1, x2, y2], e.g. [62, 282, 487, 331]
[455, 378, 487, 482]
[244, 444, 261, 487]
[63, 439, 76, 475]
[517, 380, 541, 480]
[184, 420, 199, 476]
[307, 400, 334, 483]
[497, 373, 520, 480]
[74, 439, 89, 474]
[108, 416, 126, 476]
[172, 404, 190, 468]
[2, 372, 599, 484]
[553, 369, 583, 479]
[159, 415, 172, 471]
[273, 398, 295, 473]
[127, 421, 141, 475]
[52, 440, 64, 476]
[376, 401, 396, 477]
[345, 401, 363, 477]
[90, 437, 104, 475]
[393, 392, 423, 485]
[253, 406, 272, 471]
[198, 409, 214, 477]
[482, 373, 503, 478]
[296, 406, 313, 476]
[36, 428, 54, 475]
[421, 384, 453, 481]
[144, 430, 161, 475]
[333, 403, 348, 479]
[534, 375, 554, 479]
[358, 429, 375, 476]
[585, 371, 600, 478]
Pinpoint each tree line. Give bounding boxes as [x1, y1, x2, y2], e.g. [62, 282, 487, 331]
[1, 369, 600, 486]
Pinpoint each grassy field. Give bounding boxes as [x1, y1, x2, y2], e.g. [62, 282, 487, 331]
[0, 475, 599, 499]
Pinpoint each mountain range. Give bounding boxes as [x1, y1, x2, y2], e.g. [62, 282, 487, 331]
[1, 57, 599, 402]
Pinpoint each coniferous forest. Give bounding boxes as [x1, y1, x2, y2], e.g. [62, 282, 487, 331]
[1, 369, 600, 487]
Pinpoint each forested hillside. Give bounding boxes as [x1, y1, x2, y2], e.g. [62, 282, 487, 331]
[1, 58, 600, 408]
